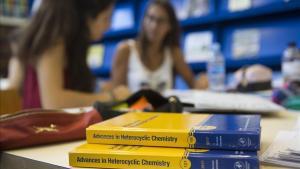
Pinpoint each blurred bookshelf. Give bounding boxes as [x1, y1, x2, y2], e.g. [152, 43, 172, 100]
[0, 0, 33, 77]
[0, 16, 28, 27]
[178, 0, 300, 28]
[0, 0, 31, 26]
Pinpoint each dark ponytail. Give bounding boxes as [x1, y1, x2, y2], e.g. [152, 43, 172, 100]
[18, 0, 115, 92]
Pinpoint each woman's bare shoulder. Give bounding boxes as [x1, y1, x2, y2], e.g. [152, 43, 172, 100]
[37, 40, 66, 67]
[115, 40, 133, 60]
[117, 40, 132, 52]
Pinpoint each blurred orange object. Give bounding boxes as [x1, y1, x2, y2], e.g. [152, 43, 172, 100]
[130, 96, 152, 110]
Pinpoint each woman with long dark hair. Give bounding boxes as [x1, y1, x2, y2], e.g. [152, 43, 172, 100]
[111, 0, 207, 93]
[8, 0, 130, 109]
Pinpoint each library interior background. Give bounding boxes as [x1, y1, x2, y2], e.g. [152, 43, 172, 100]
[0, 0, 300, 169]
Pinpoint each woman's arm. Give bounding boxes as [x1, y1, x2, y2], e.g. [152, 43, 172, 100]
[111, 41, 130, 88]
[172, 47, 196, 88]
[7, 57, 24, 90]
[172, 47, 208, 89]
[37, 43, 130, 109]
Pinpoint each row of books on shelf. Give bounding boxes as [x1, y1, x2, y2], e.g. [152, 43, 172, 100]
[172, 0, 249, 20]
[105, 0, 299, 36]
[69, 112, 261, 169]
[172, 0, 290, 20]
[0, 0, 29, 18]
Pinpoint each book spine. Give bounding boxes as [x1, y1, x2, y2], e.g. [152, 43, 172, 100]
[69, 151, 259, 169]
[194, 131, 260, 150]
[189, 154, 259, 169]
[86, 130, 260, 150]
[86, 129, 191, 147]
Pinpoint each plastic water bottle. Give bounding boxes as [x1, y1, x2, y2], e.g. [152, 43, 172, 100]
[207, 43, 226, 92]
[282, 42, 300, 82]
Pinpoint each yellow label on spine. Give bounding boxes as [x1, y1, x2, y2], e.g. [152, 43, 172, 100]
[87, 129, 191, 147]
[69, 144, 191, 169]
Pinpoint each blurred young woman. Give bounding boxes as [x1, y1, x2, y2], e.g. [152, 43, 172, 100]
[7, 0, 130, 109]
[111, 0, 208, 93]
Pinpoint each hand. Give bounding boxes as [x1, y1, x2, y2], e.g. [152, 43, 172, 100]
[99, 81, 113, 91]
[112, 85, 131, 101]
[194, 73, 209, 89]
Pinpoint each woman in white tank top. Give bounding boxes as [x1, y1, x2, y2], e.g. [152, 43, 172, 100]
[111, 0, 208, 93]
[125, 39, 173, 93]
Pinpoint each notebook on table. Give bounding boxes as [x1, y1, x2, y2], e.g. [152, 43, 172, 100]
[164, 90, 285, 114]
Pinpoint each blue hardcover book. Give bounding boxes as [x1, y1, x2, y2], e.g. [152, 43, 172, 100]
[87, 112, 261, 150]
[69, 143, 259, 169]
